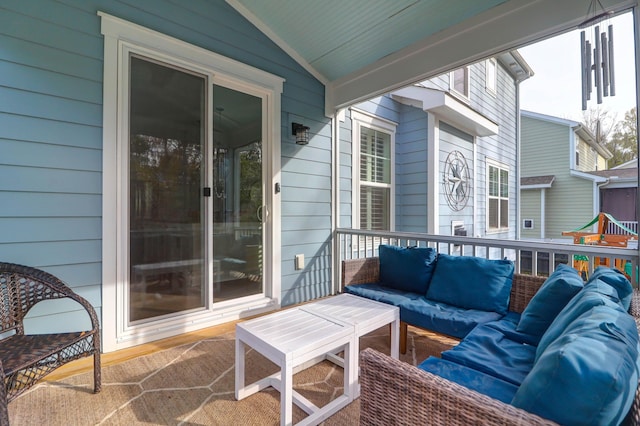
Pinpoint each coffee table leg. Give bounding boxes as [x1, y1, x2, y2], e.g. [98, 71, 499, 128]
[235, 337, 245, 400]
[282, 362, 293, 426]
[344, 340, 355, 401]
[390, 318, 400, 358]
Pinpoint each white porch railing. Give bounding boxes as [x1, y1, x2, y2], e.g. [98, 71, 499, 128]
[335, 228, 639, 289]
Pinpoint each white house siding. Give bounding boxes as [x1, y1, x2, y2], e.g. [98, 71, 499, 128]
[339, 111, 353, 229]
[466, 59, 519, 241]
[395, 104, 429, 233]
[439, 123, 474, 236]
[0, 0, 329, 334]
[577, 136, 607, 172]
[521, 114, 598, 239]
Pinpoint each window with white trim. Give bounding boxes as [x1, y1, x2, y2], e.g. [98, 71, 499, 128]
[450, 67, 470, 99]
[352, 111, 395, 231]
[486, 58, 497, 95]
[488, 162, 509, 231]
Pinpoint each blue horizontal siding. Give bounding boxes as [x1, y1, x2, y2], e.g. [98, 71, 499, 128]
[0, 34, 103, 81]
[0, 139, 101, 171]
[0, 87, 102, 126]
[0, 61, 102, 104]
[25, 307, 100, 334]
[0, 218, 101, 243]
[0, 240, 101, 265]
[0, 165, 101, 193]
[0, 193, 102, 217]
[281, 216, 331, 232]
[1, 0, 333, 326]
[0, 113, 102, 149]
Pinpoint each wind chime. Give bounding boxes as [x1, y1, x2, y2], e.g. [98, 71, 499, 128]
[580, 0, 616, 110]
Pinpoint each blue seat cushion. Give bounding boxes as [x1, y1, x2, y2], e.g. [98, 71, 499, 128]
[485, 315, 539, 347]
[418, 357, 518, 404]
[587, 266, 633, 311]
[441, 321, 536, 386]
[516, 264, 584, 343]
[343, 283, 423, 306]
[535, 281, 626, 361]
[378, 245, 438, 294]
[399, 297, 502, 339]
[512, 305, 640, 426]
[425, 254, 514, 315]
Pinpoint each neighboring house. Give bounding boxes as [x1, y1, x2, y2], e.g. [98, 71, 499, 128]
[520, 111, 613, 240]
[590, 158, 638, 226]
[343, 53, 533, 242]
[1, 1, 635, 353]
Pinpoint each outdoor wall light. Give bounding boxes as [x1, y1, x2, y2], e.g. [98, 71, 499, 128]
[292, 122, 310, 145]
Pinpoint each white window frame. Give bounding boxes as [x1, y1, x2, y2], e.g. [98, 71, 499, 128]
[99, 12, 283, 352]
[450, 66, 470, 100]
[486, 159, 510, 233]
[351, 109, 396, 232]
[485, 58, 497, 96]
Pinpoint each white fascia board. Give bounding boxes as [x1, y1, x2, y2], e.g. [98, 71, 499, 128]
[521, 184, 553, 190]
[391, 87, 498, 136]
[327, 0, 637, 111]
[601, 177, 637, 188]
[521, 110, 578, 127]
[570, 169, 609, 183]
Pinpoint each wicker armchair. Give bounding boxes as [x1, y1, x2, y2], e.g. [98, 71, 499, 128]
[0, 262, 101, 424]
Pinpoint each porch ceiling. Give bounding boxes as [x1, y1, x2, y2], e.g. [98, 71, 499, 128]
[226, 0, 637, 114]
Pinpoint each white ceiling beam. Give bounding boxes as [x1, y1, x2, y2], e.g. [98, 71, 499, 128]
[326, 0, 637, 115]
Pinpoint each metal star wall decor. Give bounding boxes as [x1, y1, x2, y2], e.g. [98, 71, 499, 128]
[443, 150, 470, 211]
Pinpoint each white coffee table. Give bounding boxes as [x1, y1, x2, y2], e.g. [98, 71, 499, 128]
[300, 293, 399, 396]
[235, 307, 354, 426]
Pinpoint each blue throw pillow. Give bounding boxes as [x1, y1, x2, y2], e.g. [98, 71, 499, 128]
[378, 245, 438, 294]
[535, 281, 625, 361]
[512, 305, 639, 426]
[587, 266, 633, 311]
[425, 254, 514, 314]
[516, 264, 584, 341]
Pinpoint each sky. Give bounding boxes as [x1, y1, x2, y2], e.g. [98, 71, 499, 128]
[519, 12, 636, 123]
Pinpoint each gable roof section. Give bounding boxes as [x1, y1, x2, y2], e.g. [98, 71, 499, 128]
[521, 110, 613, 159]
[227, 0, 637, 114]
[587, 168, 638, 187]
[521, 175, 555, 189]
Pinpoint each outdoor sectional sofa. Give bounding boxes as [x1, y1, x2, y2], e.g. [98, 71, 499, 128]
[341, 245, 640, 425]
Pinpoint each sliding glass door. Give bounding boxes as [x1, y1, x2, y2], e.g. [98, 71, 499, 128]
[128, 56, 207, 322]
[211, 85, 263, 302]
[126, 56, 264, 323]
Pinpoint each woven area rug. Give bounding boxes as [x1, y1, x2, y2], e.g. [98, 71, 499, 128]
[8, 326, 456, 425]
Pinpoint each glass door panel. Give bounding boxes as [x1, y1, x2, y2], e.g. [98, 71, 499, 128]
[212, 85, 263, 302]
[128, 56, 206, 322]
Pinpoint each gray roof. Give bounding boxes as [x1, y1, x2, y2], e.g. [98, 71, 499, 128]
[521, 175, 555, 187]
[587, 168, 638, 180]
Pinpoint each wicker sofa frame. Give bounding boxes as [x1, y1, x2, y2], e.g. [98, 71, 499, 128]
[341, 256, 547, 352]
[342, 257, 640, 425]
[0, 262, 101, 424]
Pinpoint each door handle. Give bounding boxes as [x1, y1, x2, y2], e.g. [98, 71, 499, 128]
[257, 205, 268, 222]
